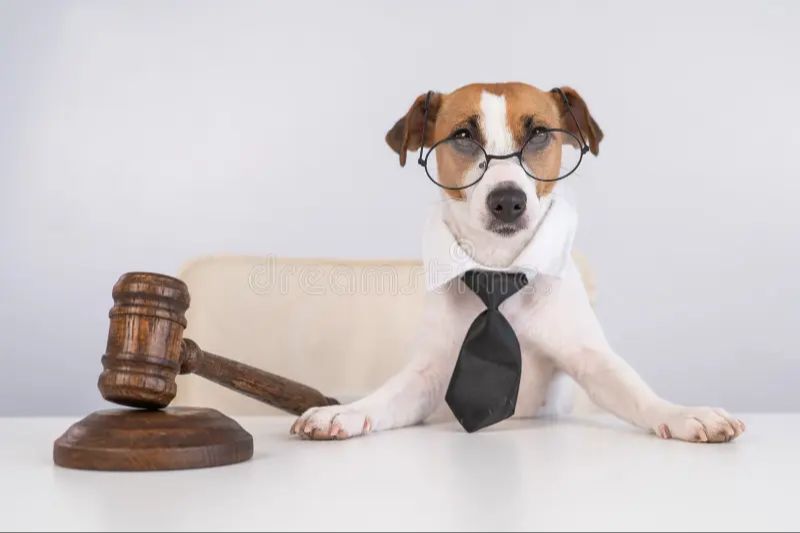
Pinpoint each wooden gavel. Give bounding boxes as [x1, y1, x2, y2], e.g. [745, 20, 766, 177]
[99, 271, 338, 415]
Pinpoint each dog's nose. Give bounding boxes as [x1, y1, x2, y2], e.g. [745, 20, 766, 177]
[487, 186, 527, 223]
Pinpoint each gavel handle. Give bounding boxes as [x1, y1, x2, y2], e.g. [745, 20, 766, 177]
[179, 338, 339, 416]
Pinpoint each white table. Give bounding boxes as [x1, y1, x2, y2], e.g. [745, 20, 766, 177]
[1, 414, 797, 531]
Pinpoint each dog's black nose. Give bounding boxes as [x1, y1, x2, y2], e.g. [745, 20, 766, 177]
[487, 186, 527, 223]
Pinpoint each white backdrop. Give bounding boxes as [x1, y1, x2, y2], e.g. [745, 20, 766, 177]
[1, 0, 798, 415]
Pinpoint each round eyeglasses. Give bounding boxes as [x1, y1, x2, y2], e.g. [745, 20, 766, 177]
[420, 128, 585, 191]
[416, 88, 590, 191]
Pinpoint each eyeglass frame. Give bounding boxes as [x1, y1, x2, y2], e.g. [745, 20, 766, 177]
[416, 88, 590, 191]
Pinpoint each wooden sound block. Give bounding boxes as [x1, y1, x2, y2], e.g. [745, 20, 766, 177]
[53, 407, 253, 471]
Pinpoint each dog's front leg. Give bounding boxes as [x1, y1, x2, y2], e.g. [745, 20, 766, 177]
[564, 346, 745, 442]
[291, 294, 458, 441]
[538, 267, 745, 443]
[290, 338, 452, 441]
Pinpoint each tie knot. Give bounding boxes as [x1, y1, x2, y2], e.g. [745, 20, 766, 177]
[462, 270, 529, 309]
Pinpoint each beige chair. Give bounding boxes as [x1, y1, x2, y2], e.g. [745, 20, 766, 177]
[174, 255, 597, 416]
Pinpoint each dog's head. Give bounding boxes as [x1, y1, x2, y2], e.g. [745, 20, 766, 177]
[386, 82, 602, 265]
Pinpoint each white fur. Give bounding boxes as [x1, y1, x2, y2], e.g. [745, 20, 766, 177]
[291, 91, 745, 443]
[480, 91, 514, 154]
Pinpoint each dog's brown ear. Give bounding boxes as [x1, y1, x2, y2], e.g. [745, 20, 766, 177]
[552, 86, 603, 156]
[385, 92, 442, 166]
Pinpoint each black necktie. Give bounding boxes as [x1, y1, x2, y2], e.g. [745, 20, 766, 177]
[446, 270, 529, 433]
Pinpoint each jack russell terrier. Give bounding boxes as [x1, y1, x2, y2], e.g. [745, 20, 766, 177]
[291, 82, 745, 443]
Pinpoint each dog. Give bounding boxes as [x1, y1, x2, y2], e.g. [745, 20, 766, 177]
[291, 82, 745, 443]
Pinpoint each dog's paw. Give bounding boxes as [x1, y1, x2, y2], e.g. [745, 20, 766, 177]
[654, 407, 745, 443]
[290, 405, 373, 441]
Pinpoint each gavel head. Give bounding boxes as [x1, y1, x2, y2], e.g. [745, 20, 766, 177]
[98, 272, 190, 409]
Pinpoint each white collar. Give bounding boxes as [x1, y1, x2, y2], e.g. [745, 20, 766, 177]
[422, 196, 578, 291]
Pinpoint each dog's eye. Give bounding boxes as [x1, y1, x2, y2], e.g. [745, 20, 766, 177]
[525, 128, 551, 150]
[449, 129, 480, 156]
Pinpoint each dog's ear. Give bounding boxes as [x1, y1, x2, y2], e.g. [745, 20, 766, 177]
[385, 92, 442, 166]
[552, 86, 603, 156]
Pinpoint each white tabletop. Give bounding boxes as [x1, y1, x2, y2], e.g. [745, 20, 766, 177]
[1, 414, 797, 532]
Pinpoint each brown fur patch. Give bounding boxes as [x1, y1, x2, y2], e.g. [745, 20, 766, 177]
[385, 92, 442, 167]
[385, 82, 603, 199]
[551, 86, 604, 156]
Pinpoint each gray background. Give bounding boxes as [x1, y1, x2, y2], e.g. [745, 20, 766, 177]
[1, 0, 798, 416]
